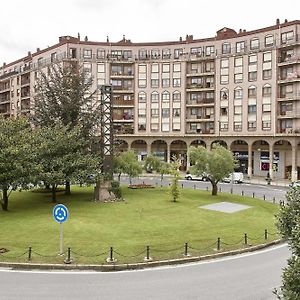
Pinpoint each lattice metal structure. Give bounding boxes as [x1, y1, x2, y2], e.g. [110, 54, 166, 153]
[99, 85, 113, 177]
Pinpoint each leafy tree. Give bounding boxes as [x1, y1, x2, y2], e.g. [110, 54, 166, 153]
[36, 123, 100, 202]
[143, 154, 161, 173]
[275, 188, 300, 299]
[114, 150, 142, 185]
[158, 162, 171, 183]
[33, 62, 100, 140]
[169, 156, 181, 202]
[188, 144, 236, 196]
[32, 62, 103, 193]
[0, 117, 37, 211]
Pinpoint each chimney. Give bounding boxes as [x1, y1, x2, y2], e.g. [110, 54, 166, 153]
[28, 51, 31, 57]
[243, 29, 246, 33]
[3, 62, 6, 67]
[276, 18, 280, 25]
[285, 19, 288, 23]
[84, 36, 88, 42]
[77, 33, 80, 40]
[36, 48, 40, 52]
[179, 37, 182, 42]
[106, 36, 109, 42]
[239, 29, 242, 33]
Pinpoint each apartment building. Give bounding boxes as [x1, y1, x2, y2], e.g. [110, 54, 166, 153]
[0, 19, 299, 180]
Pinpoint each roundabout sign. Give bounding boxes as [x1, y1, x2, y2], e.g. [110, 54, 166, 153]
[53, 204, 69, 223]
[53, 204, 69, 255]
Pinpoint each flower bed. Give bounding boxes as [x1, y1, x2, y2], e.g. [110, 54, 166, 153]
[128, 183, 155, 189]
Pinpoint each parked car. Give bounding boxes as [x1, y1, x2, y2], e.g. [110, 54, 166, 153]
[185, 173, 208, 181]
[223, 172, 244, 183]
[289, 181, 300, 188]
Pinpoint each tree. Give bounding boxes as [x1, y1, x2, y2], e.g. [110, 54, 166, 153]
[0, 117, 36, 211]
[275, 188, 300, 299]
[32, 62, 102, 194]
[36, 123, 101, 202]
[188, 144, 236, 196]
[169, 156, 181, 202]
[143, 154, 161, 173]
[33, 62, 100, 140]
[114, 150, 142, 185]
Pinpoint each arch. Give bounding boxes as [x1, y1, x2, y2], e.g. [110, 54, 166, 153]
[162, 90, 170, 102]
[248, 85, 257, 98]
[230, 140, 249, 174]
[151, 140, 168, 162]
[151, 91, 159, 103]
[131, 139, 148, 161]
[273, 139, 293, 179]
[211, 140, 227, 149]
[190, 139, 206, 148]
[170, 140, 187, 170]
[172, 90, 181, 102]
[251, 139, 270, 176]
[262, 83, 272, 97]
[114, 139, 129, 153]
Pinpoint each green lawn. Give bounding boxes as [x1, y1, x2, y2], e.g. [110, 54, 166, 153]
[0, 186, 280, 264]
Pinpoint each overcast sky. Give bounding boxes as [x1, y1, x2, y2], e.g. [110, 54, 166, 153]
[1, 0, 299, 64]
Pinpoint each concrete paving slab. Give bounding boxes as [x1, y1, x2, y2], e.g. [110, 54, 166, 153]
[200, 202, 252, 213]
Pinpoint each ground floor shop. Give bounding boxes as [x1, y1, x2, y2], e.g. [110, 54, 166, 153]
[115, 135, 300, 181]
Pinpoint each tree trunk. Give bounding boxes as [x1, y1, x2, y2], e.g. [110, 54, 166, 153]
[45, 183, 50, 190]
[65, 181, 71, 195]
[1, 187, 9, 211]
[51, 184, 57, 203]
[212, 181, 218, 196]
[118, 173, 121, 182]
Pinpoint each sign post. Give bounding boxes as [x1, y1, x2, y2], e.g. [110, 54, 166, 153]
[53, 204, 69, 255]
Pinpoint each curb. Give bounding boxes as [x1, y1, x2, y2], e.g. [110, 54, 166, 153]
[0, 239, 284, 272]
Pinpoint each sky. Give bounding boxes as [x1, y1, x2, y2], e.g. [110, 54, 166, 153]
[1, 0, 299, 64]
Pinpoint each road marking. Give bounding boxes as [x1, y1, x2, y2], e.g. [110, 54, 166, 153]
[0, 243, 288, 275]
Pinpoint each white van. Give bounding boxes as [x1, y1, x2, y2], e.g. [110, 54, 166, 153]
[223, 172, 244, 183]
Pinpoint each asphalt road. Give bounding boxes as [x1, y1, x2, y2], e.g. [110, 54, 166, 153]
[124, 175, 288, 204]
[0, 243, 288, 300]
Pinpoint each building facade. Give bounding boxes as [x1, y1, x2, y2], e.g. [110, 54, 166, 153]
[0, 19, 300, 180]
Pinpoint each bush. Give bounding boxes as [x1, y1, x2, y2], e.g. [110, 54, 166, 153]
[109, 181, 123, 199]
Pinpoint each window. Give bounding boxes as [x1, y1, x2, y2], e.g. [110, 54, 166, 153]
[173, 63, 181, 72]
[138, 92, 146, 103]
[162, 48, 171, 59]
[162, 79, 170, 88]
[281, 31, 294, 44]
[138, 49, 147, 59]
[234, 122, 242, 131]
[248, 121, 257, 130]
[174, 48, 183, 59]
[97, 49, 105, 59]
[206, 46, 215, 56]
[162, 63, 170, 73]
[222, 42, 231, 54]
[248, 71, 257, 82]
[234, 74, 243, 83]
[234, 57, 243, 83]
[151, 49, 160, 59]
[173, 78, 181, 87]
[111, 50, 122, 59]
[151, 109, 159, 117]
[151, 63, 159, 88]
[151, 123, 159, 131]
[250, 38, 260, 50]
[248, 86, 257, 98]
[138, 123, 146, 131]
[151, 91, 159, 103]
[191, 47, 202, 56]
[173, 91, 181, 102]
[249, 54, 257, 64]
[236, 41, 245, 53]
[138, 64, 147, 88]
[50, 52, 57, 62]
[220, 89, 228, 99]
[263, 70, 272, 80]
[263, 84, 272, 96]
[83, 49, 92, 58]
[123, 50, 132, 59]
[138, 109, 146, 118]
[161, 123, 170, 132]
[234, 87, 243, 99]
[262, 121, 271, 130]
[162, 108, 170, 117]
[248, 105, 257, 114]
[162, 91, 170, 102]
[234, 106, 242, 115]
[173, 108, 180, 117]
[265, 35, 274, 47]
[220, 58, 229, 84]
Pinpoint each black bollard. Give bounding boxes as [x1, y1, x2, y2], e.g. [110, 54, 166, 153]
[264, 229, 268, 240]
[28, 246, 32, 261]
[244, 233, 248, 245]
[217, 237, 221, 251]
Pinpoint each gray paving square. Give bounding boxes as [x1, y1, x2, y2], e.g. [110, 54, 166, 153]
[200, 202, 252, 213]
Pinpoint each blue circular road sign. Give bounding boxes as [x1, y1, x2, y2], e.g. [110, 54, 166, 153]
[53, 204, 69, 223]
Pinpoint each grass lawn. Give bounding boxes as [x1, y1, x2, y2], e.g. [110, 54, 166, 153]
[0, 186, 280, 264]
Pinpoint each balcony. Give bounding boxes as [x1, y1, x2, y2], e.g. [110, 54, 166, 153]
[113, 99, 134, 107]
[186, 70, 215, 77]
[186, 83, 214, 92]
[110, 71, 134, 78]
[278, 54, 300, 66]
[278, 92, 300, 101]
[278, 72, 300, 83]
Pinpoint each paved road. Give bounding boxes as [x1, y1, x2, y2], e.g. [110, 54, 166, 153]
[0, 244, 288, 300]
[124, 176, 288, 204]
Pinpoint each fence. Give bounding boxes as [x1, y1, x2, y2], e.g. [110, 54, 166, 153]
[0, 229, 279, 265]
